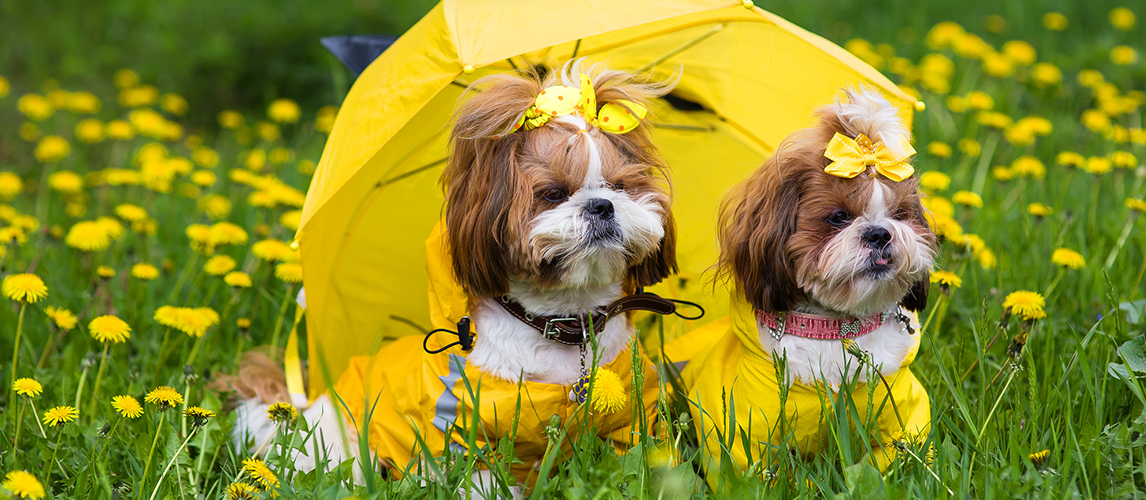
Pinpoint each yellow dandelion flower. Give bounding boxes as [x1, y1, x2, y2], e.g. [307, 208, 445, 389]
[926, 21, 965, 50]
[204, 255, 237, 276]
[131, 263, 160, 281]
[1084, 156, 1113, 175]
[957, 138, 981, 156]
[105, 120, 134, 140]
[925, 213, 963, 240]
[0, 76, 7, 98]
[210, 222, 249, 246]
[1004, 123, 1036, 147]
[1042, 12, 1067, 31]
[241, 458, 280, 490]
[144, 386, 185, 409]
[1031, 62, 1062, 87]
[34, 135, 70, 163]
[132, 218, 158, 236]
[274, 263, 303, 283]
[945, 96, 966, 113]
[1081, 109, 1111, 133]
[0, 226, 26, 246]
[256, 122, 280, 141]
[269, 148, 294, 165]
[154, 306, 182, 329]
[252, 239, 292, 262]
[1029, 449, 1051, 468]
[218, 110, 244, 129]
[74, 118, 105, 143]
[1110, 151, 1137, 169]
[919, 171, 951, 193]
[921, 196, 954, 217]
[298, 160, 316, 176]
[1110, 7, 1136, 30]
[1051, 248, 1086, 269]
[977, 248, 997, 270]
[266, 402, 298, 424]
[315, 105, 338, 133]
[114, 68, 139, 88]
[225, 482, 258, 500]
[2, 274, 48, 304]
[0, 172, 23, 200]
[184, 406, 215, 427]
[47, 170, 84, 194]
[192, 147, 220, 168]
[42, 405, 78, 427]
[112, 205, 148, 225]
[65, 220, 111, 251]
[1055, 151, 1085, 167]
[985, 14, 1007, 34]
[13, 378, 42, 397]
[1125, 198, 1146, 213]
[590, 369, 627, 414]
[1011, 156, 1046, 178]
[1001, 40, 1036, 65]
[111, 395, 143, 419]
[951, 190, 982, 208]
[45, 306, 77, 330]
[976, 111, 1012, 129]
[267, 98, 301, 123]
[225, 271, 252, 288]
[1027, 203, 1054, 217]
[245, 149, 267, 171]
[1003, 291, 1046, 321]
[89, 315, 131, 344]
[981, 52, 1015, 79]
[1111, 46, 1138, 65]
[926, 141, 952, 158]
[198, 194, 232, 220]
[237, 318, 252, 330]
[280, 210, 302, 231]
[966, 91, 995, 110]
[17, 94, 53, 121]
[97, 266, 116, 279]
[2, 470, 46, 499]
[190, 170, 216, 188]
[160, 93, 189, 115]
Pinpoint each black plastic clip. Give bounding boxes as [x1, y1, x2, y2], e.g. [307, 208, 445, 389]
[422, 316, 473, 354]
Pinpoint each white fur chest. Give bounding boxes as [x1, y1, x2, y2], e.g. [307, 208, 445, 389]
[757, 310, 919, 388]
[465, 296, 634, 386]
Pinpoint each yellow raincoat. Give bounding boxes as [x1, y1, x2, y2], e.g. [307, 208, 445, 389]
[331, 224, 660, 485]
[676, 296, 930, 483]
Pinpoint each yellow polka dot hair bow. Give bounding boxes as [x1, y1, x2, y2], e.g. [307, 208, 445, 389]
[823, 132, 916, 182]
[509, 74, 647, 135]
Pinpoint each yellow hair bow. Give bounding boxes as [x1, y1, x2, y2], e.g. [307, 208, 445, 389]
[823, 132, 916, 182]
[509, 73, 647, 135]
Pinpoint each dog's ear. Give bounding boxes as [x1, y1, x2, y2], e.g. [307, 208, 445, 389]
[718, 154, 803, 313]
[442, 75, 541, 298]
[901, 193, 935, 312]
[901, 272, 930, 312]
[626, 206, 677, 288]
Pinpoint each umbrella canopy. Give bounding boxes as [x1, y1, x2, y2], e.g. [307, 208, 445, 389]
[297, 0, 919, 398]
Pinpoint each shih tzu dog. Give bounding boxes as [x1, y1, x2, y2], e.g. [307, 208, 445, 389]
[227, 61, 679, 496]
[681, 87, 936, 476]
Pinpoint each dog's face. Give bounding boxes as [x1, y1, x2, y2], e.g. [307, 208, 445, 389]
[720, 88, 936, 317]
[442, 67, 676, 297]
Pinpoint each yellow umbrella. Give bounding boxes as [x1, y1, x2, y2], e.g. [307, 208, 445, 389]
[293, 0, 920, 399]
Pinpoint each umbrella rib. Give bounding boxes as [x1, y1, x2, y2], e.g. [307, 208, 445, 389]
[650, 122, 715, 132]
[635, 23, 726, 74]
[570, 38, 582, 59]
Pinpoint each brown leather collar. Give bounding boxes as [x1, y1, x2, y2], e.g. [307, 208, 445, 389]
[496, 291, 681, 345]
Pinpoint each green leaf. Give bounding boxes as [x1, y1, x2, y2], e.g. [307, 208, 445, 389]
[1120, 300, 1146, 325]
[843, 462, 887, 500]
[1117, 335, 1146, 373]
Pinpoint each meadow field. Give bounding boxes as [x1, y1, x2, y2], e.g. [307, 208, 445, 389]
[1, 1, 1145, 498]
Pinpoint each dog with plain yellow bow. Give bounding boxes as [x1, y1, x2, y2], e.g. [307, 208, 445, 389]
[677, 87, 936, 481]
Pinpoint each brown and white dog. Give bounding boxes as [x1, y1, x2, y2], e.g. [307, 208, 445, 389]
[227, 61, 677, 495]
[682, 87, 936, 475]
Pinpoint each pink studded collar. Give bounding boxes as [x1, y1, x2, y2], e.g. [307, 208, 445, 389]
[755, 308, 897, 340]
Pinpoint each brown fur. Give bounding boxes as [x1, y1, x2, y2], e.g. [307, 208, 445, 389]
[718, 94, 935, 313]
[442, 64, 677, 298]
[211, 349, 291, 404]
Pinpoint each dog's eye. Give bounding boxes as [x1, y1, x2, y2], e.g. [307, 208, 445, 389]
[827, 210, 851, 226]
[541, 188, 568, 203]
[892, 208, 910, 221]
[611, 181, 625, 191]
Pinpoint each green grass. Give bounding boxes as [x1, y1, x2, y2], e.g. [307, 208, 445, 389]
[1, 1, 1146, 498]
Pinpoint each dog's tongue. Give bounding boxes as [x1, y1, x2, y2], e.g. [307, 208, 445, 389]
[875, 257, 889, 265]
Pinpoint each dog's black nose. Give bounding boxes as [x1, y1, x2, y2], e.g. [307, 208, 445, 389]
[862, 226, 891, 248]
[586, 198, 614, 219]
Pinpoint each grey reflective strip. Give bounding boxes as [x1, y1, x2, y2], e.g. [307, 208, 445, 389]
[433, 353, 467, 453]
